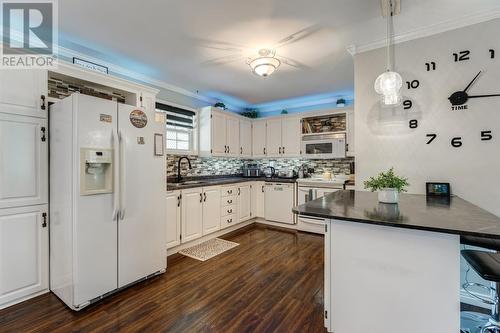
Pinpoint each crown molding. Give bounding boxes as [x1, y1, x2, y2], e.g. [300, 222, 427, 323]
[57, 45, 217, 104]
[346, 8, 500, 56]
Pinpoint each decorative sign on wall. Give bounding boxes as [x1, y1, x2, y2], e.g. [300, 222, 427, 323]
[73, 57, 109, 74]
[129, 110, 148, 128]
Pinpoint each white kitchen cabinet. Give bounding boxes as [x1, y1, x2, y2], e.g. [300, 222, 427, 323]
[264, 117, 302, 158]
[238, 183, 252, 222]
[211, 111, 227, 155]
[251, 182, 265, 218]
[202, 186, 221, 235]
[266, 118, 282, 157]
[281, 117, 301, 157]
[0, 205, 49, 309]
[181, 188, 203, 243]
[226, 116, 240, 157]
[0, 69, 47, 118]
[0, 113, 48, 209]
[199, 107, 242, 157]
[239, 119, 252, 157]
[252, 120, 267, 158]
[166, 191, 181, 249]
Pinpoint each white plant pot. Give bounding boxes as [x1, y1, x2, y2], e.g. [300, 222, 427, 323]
[378, 188, 399, 204]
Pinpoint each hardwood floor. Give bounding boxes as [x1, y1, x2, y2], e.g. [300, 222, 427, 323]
[0, 225, 327, 333]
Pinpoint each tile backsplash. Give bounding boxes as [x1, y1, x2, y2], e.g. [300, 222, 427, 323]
[167, 154, 354, 177]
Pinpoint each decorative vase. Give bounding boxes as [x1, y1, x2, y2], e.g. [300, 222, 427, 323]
[378, 188, 399, 204]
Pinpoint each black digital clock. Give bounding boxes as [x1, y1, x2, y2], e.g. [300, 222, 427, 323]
[426, 182, 451, 198]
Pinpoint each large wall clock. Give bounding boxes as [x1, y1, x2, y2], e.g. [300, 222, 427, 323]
[401, 45, 498, 148]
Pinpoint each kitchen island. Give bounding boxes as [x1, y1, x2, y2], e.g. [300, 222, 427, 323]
[293, 190, 500, 333]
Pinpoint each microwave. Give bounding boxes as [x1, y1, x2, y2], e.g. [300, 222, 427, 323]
[301, 133, 346, 159]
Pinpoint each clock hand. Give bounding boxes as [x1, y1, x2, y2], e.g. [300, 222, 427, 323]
[463, 71, 482, 93]
[467, 94, 500, 99]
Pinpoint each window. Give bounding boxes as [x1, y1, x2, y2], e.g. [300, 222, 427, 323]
[156, 102, 197, 154]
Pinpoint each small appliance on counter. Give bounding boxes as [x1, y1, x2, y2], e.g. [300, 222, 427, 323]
[263, 166, 275, 178]
[277, 169, 297, 179]
[242, 163, 262, 178]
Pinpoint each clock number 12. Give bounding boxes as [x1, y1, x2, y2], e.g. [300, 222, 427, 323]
[453, 50, 470, 62]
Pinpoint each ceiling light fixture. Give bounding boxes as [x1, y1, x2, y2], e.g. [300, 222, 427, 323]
[248, 49, 281, 78]
[374, 0, 402, 106]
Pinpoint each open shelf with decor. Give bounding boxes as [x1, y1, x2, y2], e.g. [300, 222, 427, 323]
[301, 113, 347, 136]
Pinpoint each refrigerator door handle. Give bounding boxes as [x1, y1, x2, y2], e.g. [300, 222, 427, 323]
[118, 130, 126, 220]
[112, 129, 120, 220]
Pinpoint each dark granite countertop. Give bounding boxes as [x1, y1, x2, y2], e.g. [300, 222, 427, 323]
[167, 175, 297, 191]
[293, 190, 500, 239]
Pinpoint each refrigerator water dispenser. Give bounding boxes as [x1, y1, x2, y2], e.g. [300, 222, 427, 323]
[80, 148, 113, 195]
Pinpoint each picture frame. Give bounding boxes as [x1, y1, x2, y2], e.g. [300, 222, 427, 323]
[154, 133, 164, 156]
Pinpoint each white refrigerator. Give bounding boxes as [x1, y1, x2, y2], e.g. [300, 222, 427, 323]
[49, 93, 166, 310]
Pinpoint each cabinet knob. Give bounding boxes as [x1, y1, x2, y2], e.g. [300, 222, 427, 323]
[42, 212, 47, 228]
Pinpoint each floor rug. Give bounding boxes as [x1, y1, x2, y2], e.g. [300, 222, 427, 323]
[178, 238, 239, 261]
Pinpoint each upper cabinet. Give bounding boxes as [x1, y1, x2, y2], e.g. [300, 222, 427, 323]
[0, 69, 47, 118]
[199, 107, 242, 157]
[259, 116, 302, 158]
[239, 119, 252, 157]
[251, 120, 267, 158]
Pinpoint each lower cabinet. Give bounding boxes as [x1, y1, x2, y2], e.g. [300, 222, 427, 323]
[251, 181, 265, 218]
[181, 188, 203, 243]
[166, 190, 181, 249]
[202, 186, 221, 235]
[238, 183, 252, 222]
[0, 205, 48, 309]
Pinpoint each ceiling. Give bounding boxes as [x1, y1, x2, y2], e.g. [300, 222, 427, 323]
[58, 0, 500, 108]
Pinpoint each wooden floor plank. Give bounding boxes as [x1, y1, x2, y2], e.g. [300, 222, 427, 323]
[0, 225, 326, 333]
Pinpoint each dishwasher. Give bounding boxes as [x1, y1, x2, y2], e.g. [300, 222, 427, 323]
[264, 182, 295, 224]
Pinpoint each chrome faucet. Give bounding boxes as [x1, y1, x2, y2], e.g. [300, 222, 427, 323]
[177, 156, 192, 183]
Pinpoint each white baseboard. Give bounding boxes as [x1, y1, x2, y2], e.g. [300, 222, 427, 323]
[254, 217, 298, 230]
[166, 220, 255, 256]
[0, 289, 49, 310]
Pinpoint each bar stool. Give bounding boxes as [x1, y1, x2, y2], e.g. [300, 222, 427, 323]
[461, 236, 500, 333]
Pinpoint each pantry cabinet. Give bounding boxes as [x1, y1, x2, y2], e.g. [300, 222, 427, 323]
[0, 113, 48, 209]
[202, 187, 221, 235]
[0, 69, 47, 118]
[181, 188, 203, 243]
[0, 205, 49, 309]
[166, 191, 181, 249]
[238, 183, 252, 222]
[239, 119, 252, 157]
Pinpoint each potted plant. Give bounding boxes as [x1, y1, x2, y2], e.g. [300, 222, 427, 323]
[363, 168, 409, 204]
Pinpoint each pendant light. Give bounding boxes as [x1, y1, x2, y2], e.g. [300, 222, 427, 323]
[374, 0, 402, 106]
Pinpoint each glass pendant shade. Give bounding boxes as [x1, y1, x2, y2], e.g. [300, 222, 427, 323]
[374, 71, 403, 106]
[249, 57, 280, 77]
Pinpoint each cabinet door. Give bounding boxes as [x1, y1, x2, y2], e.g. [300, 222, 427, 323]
[252, 120, 267, 158]
[0, 114, 48, 209]
[166, 191, 181, 249]
[281, 117, 301, 157]
[238, 184, 252, 222]
[0, 69, 47, 118]
[251, 182, 265, 218]
[226, 116, 239, 157]
[239, 119, 252, 157]
[211, 112, 227, 155]
[202, 187, 221, 235]
[266, 119, 282, 157]
[0, 205, 48, 308]
[181, 188, 203, 243]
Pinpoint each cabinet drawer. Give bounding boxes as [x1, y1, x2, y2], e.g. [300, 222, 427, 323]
[221, 214, 237, 229]
[222, 186, 237, 197]
[221, 195, 237, 206]
[221, 205, 237, 217]
[297, 215, 325, 234]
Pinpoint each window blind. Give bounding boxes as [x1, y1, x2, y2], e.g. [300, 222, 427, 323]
[156, 102, 195, 129]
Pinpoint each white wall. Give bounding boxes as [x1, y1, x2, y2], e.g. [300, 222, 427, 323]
[354, 18, 500, 217]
